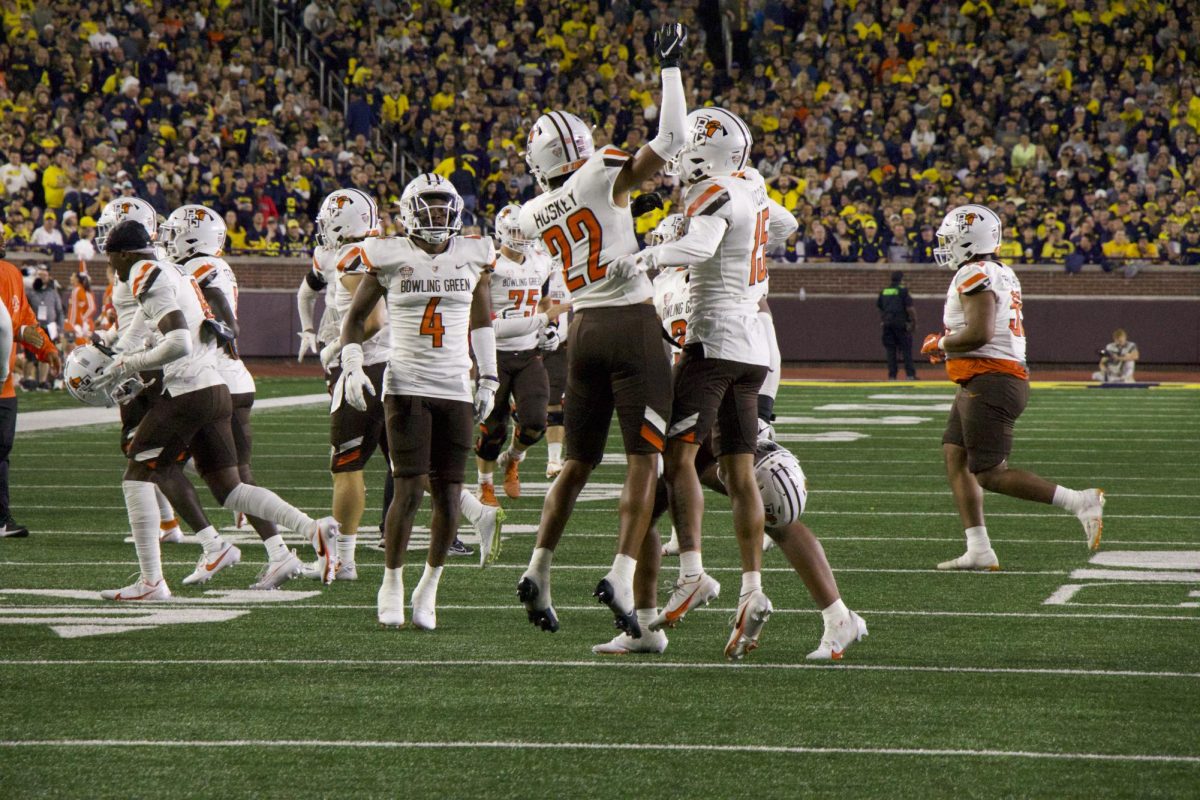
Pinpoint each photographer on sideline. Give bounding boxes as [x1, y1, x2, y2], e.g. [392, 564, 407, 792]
[1093, 329, 1139, 383]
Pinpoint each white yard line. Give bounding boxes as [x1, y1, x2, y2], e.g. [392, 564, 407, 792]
[0, 738, 1196, 764]
[16, 394, 328, 433]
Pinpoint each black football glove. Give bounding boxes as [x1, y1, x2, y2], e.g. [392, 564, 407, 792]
[631, 192, 665, 218]
[654, 23, 687, 69]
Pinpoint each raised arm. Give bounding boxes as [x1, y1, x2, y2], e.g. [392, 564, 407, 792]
[613, 24, 688, 199]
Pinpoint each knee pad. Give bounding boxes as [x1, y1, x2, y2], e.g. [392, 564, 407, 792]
[547, 409, 564, 427]
[515, 423, 545, 448]
[474, 420, 508, 461]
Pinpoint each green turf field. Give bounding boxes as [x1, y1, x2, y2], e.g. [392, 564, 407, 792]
[2, 380, 1198, 798]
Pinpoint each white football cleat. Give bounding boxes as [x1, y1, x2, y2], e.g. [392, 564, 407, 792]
[335, 560, 358, 581]
[378, 581, 405, 628]
[1077, 488, 1105, 551]
[100, 576, 171, 601]
[661, 530, 680, 557]
[592, 629, 668, 655]
[411, 598, 436, 631]
[181, 542, 242, 586]
[936, 549, 1001, 571]
[806, 611, 869, 661]
[649, 571, 720, 631]
[250, 550, 303, 590]
[309, 516, 341, 584]
[299, 556, 326, 581]
[476, 504, 505, 567]
[724, 589, 773, 661]
[545, 459, 563, 480]
[159, 519, 184, 544]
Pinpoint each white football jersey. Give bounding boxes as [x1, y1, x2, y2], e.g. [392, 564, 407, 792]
[943, 259, 1028, 373]
[491, 248, 553, 351]
[544, 259, 572, 343]
[126, 259, 223, 396]
[518, 147, 645, 310]
[187, 255, 255, 395]
[652, 267, 691, 365]
[311, 244, 342, 345]
[110, 278, 148, 353]
[679, 171, 773, 364]
[361, 235, 495, 402]
[332, 242, 390, 366]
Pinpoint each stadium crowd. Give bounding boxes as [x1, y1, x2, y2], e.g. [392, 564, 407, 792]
[1, 0, 1199, 266]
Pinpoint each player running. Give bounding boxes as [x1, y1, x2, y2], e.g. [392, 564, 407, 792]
[921, 204, 1105, 570]
[475, 204, 569, 504]
[339, 174, 500, 629]
[540, 262, 571, 478]
[515, 22, 689, 638]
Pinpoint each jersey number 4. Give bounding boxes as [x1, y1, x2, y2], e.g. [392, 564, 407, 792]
[420, 298, 445, 348]
[543, 208, 604, 292]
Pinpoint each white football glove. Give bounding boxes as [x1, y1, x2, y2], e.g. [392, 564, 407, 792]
[538, 326, 563, 352]
[331, 343, 374, 413]
[93, 355, 133, 393]
[319, 340, 343, 371]
[474, 375, 500, 422]
[297, 330, 319, 362]
[607, 250, 655, 280]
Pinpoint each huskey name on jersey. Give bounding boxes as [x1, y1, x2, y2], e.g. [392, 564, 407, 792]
[530, 189, 579, 229]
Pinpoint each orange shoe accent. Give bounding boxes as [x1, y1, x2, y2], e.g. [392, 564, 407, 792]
[724, 608, 749, 659]
[503, 459, 521, 499]
[988, 564, 1002, 572]
[159, 517, 181, 532]
[204, 548, 234, 572]
[479, 483, 500, 507]
[831, 649, 844, 661]
[663, 587, 703, 625]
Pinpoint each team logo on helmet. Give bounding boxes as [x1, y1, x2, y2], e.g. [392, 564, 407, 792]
[69, 376, 83, 390]
[118, 202, 133, 214]
[963, 212, 977, 227]
[332, 195, 351, 209]
[703, 119, 726, 138]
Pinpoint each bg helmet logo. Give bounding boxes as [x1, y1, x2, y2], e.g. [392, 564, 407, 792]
[333, 195, 351, 209]
[703, 119, 726, 138]
[963, 212, 978, 227]
[69, 376, 83, 389]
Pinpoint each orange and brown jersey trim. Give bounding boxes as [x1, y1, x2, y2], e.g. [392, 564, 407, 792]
[957, 271, 990, 294]
[602, 146, 631, 168]
[686, 184, 730, 217]
[191, 261, 220, 288]
[130, 261, 161, 298]
[336, 245, 374, 274]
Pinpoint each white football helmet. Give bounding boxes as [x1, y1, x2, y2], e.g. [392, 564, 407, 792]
[647, 213, 687, 246]
[668, 107, 752, 184]
[316, 188, 380, 248]
[161, 205, 226, 261]
[97, 198, 158, 252]
[400, 173, 463, 245]
[495, 203, 533, 253]
[755, 440, 807, 529]
[525, 111, 595, 191]
[934, 204, 1003, 269]
[64, 345, 145, 408]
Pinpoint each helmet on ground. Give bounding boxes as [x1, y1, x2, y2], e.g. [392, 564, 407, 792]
[316, 188, 380, 248]
[934, 204, 1003, 269]
[161, 205, 226, 261]
[754, 440, 807, 529]
[97, 198, 158, 252]
[668, 107, 752, 184]
[64, 345, 145, 408]
[525, 111, 595, 191]
[399, 173, 463, 245]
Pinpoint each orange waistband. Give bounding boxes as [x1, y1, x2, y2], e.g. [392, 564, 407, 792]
[945, 357, 1029, 384]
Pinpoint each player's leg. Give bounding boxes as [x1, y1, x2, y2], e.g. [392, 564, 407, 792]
[0, 395, 27, 538]
[498, 352, 548, 499]
[937, 385, 998, 570]
[964, 375, 1105, 550]
[474, 364, 513, 508]
[543, 346, 568, 478]
[594, 519, 668, 655]
[229, 393, 278, 543]
[119, 385, 183, 543]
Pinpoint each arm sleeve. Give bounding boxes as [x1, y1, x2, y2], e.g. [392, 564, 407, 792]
[493, 312, 549, 338]
[758, 310, 781, 401]
[648, 67, 687, 161]
[766, 199, 799, 245]
[297, 276, 318, 331]
[0, 300, 12, 385]
[121, 327, 192, 372]
[646, 215, 727, 267]
[470, 325, 498, 379]
[114, 313, 148, 353]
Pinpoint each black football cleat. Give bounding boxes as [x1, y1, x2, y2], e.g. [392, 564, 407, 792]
[0, 519, 30, 538]
[517, 576, 560, 632]
[593, 578, 641, 639]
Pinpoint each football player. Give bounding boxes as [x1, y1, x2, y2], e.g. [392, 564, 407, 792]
[94, 220, 339, 600]
[921, 204, 1105, 570]
[93, 198, 184, 544]
[476, 204, 569, 504]
[515, 23, 689, 638]
[160, 203, 308, 587]
[611, 107, 798, 659]
[540, 263, 571, 479]
[339, 174, 499, 629]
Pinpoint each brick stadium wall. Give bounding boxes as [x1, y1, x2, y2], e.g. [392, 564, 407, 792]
[15, 255, 1199, 364]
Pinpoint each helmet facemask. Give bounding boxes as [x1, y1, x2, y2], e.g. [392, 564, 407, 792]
[405, 191, 463, 245]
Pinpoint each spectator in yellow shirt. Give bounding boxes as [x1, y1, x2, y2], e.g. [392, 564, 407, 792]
[41, 151, 71, 210]
[1101, 229, 1138, 260]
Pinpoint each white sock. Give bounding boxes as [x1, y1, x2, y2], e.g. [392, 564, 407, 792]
[965, 526, 991, 553]
[530, 546, 553, 577]
[459, 489, 484, 525]
[547, 442, 562, 462]
[821, 598, 850, 628]
[336, 534, 356, 565]
[154, 486, 175, 524]
[413, 563, 443, 604]
[123, 480, 163, 584]
[223, 483, 314, 537]
[382, 566, 403, 592]
[679, 549, 704, 577]
[196, 525, 223, 554]
[636, 608, 657, 630]
[509, 447, 526, 463]
[741, 570, 762, 595]
[479, 471, 493, 486]
[610, 553, 636, 585]
[263, 534, 289, 562]
[1052, 486, 1085, 513]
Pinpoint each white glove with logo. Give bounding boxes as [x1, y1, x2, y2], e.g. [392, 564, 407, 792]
[474, 375, 500, 423]
[607, 250, 656, 279]
[331, 343, 374, 413]
[538, 326, 563, 352]
[298, 330, 319, 362]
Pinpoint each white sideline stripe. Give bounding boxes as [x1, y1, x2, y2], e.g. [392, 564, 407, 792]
[16, 394, 328, 433]
[3, 658, 1199, 681]
[0, 738, 1196, 764]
